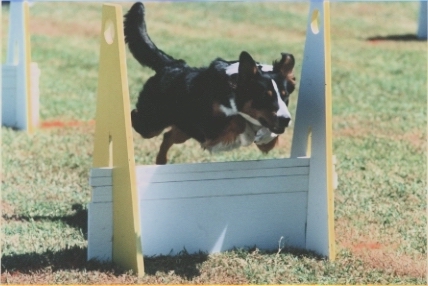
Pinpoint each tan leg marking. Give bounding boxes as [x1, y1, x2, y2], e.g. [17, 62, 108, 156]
[156, 126, 190, 165]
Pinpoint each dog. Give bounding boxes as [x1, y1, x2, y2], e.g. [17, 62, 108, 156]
[124, 2, 296, 164]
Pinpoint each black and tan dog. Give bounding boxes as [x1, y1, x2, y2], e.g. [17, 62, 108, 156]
[124, 2, 296, 164]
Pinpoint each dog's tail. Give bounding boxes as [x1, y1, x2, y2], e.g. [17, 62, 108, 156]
[124, 2, 177, 72]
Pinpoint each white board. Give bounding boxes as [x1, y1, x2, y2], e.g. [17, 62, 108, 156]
[88, 158, 310, 260]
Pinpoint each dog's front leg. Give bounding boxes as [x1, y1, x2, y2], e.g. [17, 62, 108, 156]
[255, 136, 279, 153]
[156, 126, 190, 164]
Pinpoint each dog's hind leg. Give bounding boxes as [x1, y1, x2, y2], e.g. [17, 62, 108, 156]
[156, 126, 190, 165]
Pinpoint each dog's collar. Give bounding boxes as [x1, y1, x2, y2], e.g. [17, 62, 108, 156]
[239, 112, 262, 126]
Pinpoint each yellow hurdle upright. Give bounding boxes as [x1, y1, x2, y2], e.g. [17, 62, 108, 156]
[91, 3, 144, 277]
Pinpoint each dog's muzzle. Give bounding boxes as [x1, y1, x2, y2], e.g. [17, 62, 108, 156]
[259, 116, 291, 135]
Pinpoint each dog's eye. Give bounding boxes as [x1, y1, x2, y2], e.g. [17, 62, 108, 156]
[281, 90, 286, 96]
[266, 90, 273, 97]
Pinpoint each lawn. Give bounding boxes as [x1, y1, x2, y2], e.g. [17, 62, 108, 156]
[1, 1, 427, 284]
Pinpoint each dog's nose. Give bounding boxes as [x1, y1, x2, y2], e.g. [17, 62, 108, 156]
[270, 117, 291, 134]
[278, 117, 291, 128]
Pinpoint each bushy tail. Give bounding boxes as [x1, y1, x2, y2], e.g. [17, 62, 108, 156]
[124, 2, 177, 72]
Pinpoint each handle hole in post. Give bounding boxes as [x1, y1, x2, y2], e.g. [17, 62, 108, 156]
[306, 128, 312, 157]
[104, 20, 115, 45]
[108, 135, 113, 167]
[311, 9, 320, 35]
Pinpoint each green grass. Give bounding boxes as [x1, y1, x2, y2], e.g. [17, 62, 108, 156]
[2, 1, 427, 284]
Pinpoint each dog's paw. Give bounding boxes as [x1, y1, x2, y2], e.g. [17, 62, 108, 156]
[254, 127, 278, 145]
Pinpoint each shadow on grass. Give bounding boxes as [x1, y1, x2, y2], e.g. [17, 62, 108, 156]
[1, 245, 324, 280]
[1, 246, 208, 280]
[144, 249, 209, 279]
[366, 33, 426, 42]
[3, 204, 88, 237]
[1, 246, 120, 274]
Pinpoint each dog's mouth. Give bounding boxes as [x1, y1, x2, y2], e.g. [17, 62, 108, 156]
[259, 118, 290, 135]
[238, 111, 291, 135]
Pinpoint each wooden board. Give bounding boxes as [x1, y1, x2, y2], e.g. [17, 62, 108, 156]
[88, 158, 310, 259]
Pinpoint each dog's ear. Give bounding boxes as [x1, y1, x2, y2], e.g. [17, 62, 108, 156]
[238, 51, 258, 82]
[274, 53, 296, 93]
[273, 53, 295, 78]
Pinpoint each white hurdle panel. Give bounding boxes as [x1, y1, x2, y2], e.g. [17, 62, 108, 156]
[88, 158, 311, 259]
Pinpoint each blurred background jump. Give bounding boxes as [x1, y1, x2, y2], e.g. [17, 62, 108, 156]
[2, 0, 40, 132]
[417, 1, 427, 39]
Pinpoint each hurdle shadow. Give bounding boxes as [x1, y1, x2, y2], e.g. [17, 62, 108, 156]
[1, 246, 207, 280]
[1, 245, 322, 279]
[366, 33, 425, 42]
[143, 249, 209, 279]
[142, 246, 322, 280]
[1, 246, 124, 275]
[3, 204, 88, 237]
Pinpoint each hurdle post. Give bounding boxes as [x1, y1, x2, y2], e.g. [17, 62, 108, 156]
[2, 0, 40, 132]
[290, 0, 335, 259]
[89, 3, 144, 277]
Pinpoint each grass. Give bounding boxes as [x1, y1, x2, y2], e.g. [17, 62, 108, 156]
[1, 1, 427, 284]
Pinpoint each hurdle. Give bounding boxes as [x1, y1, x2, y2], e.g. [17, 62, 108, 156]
[87, 1, 335, 277]
[2, 0, 40, 132]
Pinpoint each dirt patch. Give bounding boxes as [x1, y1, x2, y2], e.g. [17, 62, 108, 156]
[41, 120, 95, 129]
[364, 128, 425, 152]
[359, 249, 426, 278]
[30, 17, 100, 39]
[402, 130, 427, 152]
[39, 120, 96, 137]
[1, 202, 17, 225]
[336, 218, 427, 278]
[1, 201, 16, 219]
[334, 117, 426, 152]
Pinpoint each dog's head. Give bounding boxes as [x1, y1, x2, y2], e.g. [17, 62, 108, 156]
[234, 51, 296, 134]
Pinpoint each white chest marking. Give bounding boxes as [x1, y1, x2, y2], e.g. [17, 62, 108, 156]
[206, 122, 259, 153]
